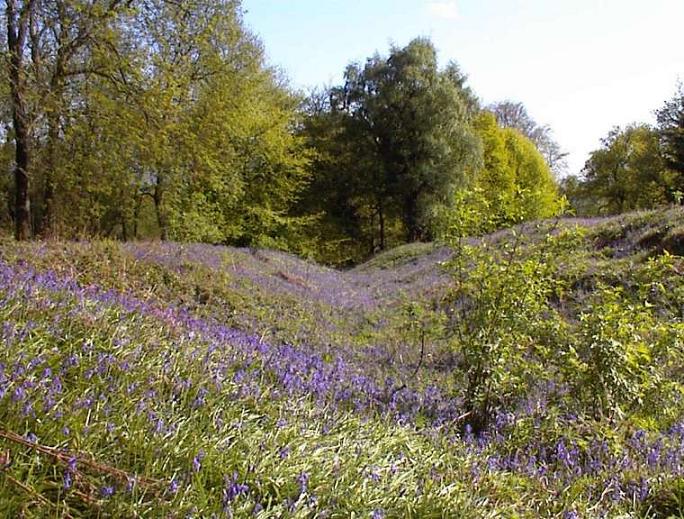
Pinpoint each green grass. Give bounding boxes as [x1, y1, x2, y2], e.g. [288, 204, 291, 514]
[0, 206, 683, 517]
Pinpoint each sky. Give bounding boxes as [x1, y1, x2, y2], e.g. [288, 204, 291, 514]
[243, 0, 684, 176]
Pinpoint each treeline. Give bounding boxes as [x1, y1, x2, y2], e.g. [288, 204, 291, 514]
[1, 0, 311, 248]
[297, 39, 562, 263]
[10, 3, 680, 263]
[563, 84, 684, 216]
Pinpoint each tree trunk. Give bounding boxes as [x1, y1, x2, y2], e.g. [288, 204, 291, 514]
[6, 0, 34, 240]
[120, 209, 128, 241]
[133, 193, 141, 239]
[40, 2, 70, 236]
[153, 179, 168, 240]
[378, 201, 386, 251]
[368, 210, 376, 255]
[41, 110, 60, 235]
[42, 75, 64, 236]
[403, 194, 421, 242]
[13, 140, 30, 241]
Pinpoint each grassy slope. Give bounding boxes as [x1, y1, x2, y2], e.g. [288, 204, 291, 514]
[0, 207, 683, 517]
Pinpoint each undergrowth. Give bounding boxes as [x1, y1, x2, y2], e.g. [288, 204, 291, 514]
[0, 206, 683, 517]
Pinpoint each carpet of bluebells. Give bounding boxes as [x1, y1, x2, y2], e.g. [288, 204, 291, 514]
[1, 209, 684, 517]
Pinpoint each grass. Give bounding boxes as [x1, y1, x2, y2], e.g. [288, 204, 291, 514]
[0, 206, 683, 517]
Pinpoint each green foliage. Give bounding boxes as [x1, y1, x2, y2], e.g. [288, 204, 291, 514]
[569, 125, 675, 215]
[656, 82, 684, 185]
[299, 37, 481, 262]
[568, 285, 659, 419]
[459, 112, 561, 232]
[1, 0, 312, 250]
[432, 187, 497, 239]
[563, 83, 684, 218]
[438, 201, 570, 430]
[126, 2, 312, 248]
[469, 113, 519, 229]
[488, 100, 568, 175]
[438, 204, 684, 432]
[501, 125, 562, 219]
[160, 66, 313, 248]
[432, 114, 563, 238]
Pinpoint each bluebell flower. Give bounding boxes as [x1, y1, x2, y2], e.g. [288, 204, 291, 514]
[297, 471, 309, 495]
[100, 485, 115, 498]
[192, 450, 205, 473]
[223, 472, 248, 505]
[63, 471, 73, 490]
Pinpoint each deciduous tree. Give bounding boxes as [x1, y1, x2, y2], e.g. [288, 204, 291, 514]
[656, 82, 684, 195]
[489, 100, 567, 176]
[301, 37, 481, 258]
[580, 125, 673, 214]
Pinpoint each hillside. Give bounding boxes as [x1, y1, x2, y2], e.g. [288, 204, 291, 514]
[1, 207, 684, 517]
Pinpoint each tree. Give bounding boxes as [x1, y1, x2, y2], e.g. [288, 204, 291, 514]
[32, 1, 134, 234]
[298, 87, 392, 263]
[0, 106, 12, 232]
[488, 100, 568, 176]
[656, 82, 684, 195]
[5, 0, 34, 240]
[559, 174, 595, 216]
[579, 125, 673, 215]
[125, 0, 310, 247]
[302, 37, 481, 255]
[502, 123, 561, 220]
[3, 0, 135, 239]
[2, 0, 312, 248]
[441, 111, 560, 235]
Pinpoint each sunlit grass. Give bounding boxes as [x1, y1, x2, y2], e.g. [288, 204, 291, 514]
[0, 207, 683, 517]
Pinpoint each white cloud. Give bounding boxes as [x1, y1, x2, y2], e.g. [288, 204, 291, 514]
[427, 1, 459, 21]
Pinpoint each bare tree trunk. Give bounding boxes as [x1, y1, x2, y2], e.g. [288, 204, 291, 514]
[7, 0, 34, 240]
[368, 210, 375, 255]
[42, 116, 58, 235]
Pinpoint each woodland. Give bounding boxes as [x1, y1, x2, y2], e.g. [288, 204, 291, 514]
[1, 1, 684, 517]
[3, 0, 681, 262]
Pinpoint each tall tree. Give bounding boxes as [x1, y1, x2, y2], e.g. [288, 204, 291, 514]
[5, 0, 34, 240]
[579, 124, 672, 214]
[2, 0, 311, 247]
[458, 111, 560, 232]
[125, 0, 310, 246]
[36, 1, 134, 234]
[299, 88, 389, 262]
[4, 0, 134, 239]
[656, 82, 684, 195]
[488, 100, 568, 175]
[320, 38, 481, 245]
